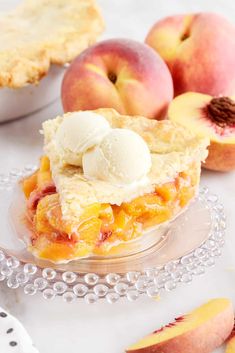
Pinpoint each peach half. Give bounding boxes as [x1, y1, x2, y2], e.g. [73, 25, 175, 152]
[168, 92, 235, 172]
[61, 39, 173, 120]
[126, 298, 234, 353]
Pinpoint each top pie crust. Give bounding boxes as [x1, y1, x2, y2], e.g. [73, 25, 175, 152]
[0, 0, 104, 88]
[43, 109, 209, 222]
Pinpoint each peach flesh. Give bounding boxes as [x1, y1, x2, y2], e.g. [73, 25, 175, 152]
[168, 92, 235, 172]
[126, 298, 234, 353]
[61, 39, 173, 119]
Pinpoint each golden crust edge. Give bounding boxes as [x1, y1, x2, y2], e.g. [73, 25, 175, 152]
[0, 0, 105, 88]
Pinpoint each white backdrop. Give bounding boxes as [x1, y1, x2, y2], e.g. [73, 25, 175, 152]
[0, 1, 235, 353]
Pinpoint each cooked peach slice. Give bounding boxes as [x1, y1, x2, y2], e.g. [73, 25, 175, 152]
[37, 155, 52, 188]
[79, 203, 101, 222]
[35, 195, 56, 235]
[31, 235, 91, 262]
[22, 172, 38, 198]
[112, 209, 135, 241]
[27, 183, 56, 212]
[22, 156, 53, 198]
[123, 193, 164, 218]
[156, 182, 177, 202]
[78, 217, 102, 245]
[39, 155, 50, 172]
[126, 298, 234, 353]
[37, 171, 52, 189]
[43, 194, 69, 234]
[168, 92, 235, 171]
[99, 204, 114, 224]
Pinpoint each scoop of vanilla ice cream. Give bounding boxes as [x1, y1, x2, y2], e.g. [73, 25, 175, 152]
[55, 111, 111, 166]
[83, 128, 152, 184]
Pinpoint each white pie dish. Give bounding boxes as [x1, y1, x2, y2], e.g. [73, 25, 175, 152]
[0, 65, 66, 123]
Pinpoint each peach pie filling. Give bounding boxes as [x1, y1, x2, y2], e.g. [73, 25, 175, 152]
[22, 156, 199, 262]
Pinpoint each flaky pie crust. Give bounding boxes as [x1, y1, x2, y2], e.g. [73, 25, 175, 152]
[0, 0, 104, 88]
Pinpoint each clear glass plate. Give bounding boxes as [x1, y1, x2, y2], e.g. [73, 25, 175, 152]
[0, 166, 226, 303]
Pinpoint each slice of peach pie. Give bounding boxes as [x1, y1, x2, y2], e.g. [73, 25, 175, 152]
[21, 108, 209, 263]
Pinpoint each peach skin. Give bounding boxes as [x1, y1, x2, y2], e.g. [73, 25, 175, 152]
[126, 298, 234, 353]
[145, 13, 235, 97]
[168, 92, 235, 172]
[226, 329, 235, 353]
[61, 39, 173, 120]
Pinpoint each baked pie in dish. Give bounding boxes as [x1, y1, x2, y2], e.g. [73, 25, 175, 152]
[0, 0, 104, 88]
[21, 109, 209, 263]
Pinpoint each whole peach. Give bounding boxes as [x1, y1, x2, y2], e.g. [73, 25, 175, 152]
[61, 39, 173, 119]
[145, 13, 235, 97]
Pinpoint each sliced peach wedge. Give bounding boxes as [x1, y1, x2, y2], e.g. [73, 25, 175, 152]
[168, 92, 235, 171]
[126, 298, 234, 353]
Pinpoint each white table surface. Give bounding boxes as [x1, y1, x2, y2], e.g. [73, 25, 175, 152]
[0, 1, 235, 352]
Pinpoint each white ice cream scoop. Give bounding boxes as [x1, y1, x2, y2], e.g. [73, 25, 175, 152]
[83, 128, 152, 184]
[55, 111, 111, 166]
